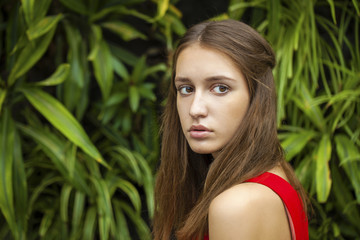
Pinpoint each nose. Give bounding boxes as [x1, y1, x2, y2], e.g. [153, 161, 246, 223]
[189, 92, 208, 119]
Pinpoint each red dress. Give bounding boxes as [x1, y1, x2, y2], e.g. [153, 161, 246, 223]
[204, 172, 308, 240]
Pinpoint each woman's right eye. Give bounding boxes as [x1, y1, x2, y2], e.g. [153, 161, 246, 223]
[178, 86, 194, 95]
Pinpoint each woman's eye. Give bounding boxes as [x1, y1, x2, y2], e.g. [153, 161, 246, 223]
[213, 85, 229, 94]
[178, 86, 194, 95]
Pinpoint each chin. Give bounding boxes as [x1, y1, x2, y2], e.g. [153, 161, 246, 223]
[189, 144, 217, 155]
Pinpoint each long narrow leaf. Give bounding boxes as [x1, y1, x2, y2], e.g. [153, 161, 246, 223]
[33, 63, 70, 86]
[12, 130, 28, 238]
[112, 177, 141, 214]
[71, 190, 85, 238]
[90, 38, 114, 100]
[113, 202, 131, 240]
[21, 0, 35, 26]
[118, 200, 151, 240]
[59, 0, 88, 15]
[91, 177, 114, 240]
[0, 109, 16, 237]
[8, 27, 56, 86]
[315, 134, 332, 202]
[0, 88, 6, 114]
[331, 161, 360, 226]
[26, 14, 63, 40]
[335, 134, 360, 164]
[21, 88, 110, 168]
[82, 207, 97, 240]
[134, 152, 154, 219]
[280, 130, 316, 161]
[101, 21, 147, 41]
[154, 0, 169, 21]
[60, 184, 72, 223]
[39, 210, 55, 237]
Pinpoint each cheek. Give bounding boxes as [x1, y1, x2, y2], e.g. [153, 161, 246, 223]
[219, 98, 249, 132]
[176, 98, 188, 125]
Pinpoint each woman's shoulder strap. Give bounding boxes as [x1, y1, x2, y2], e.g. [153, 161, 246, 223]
[245, 172, 309, 240]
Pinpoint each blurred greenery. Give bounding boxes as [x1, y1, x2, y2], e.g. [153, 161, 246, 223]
[226, 0, 360, 238]
[0, 0, 359, 239]
[0, 0, 184, 239]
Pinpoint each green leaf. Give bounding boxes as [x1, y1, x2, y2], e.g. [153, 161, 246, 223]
[167, 12, 186, 36]
[60, 184, 72, 222]
[17, 123, 91, 194]
[118, 200, 151, 240]
[27, 175, 63, 217]
[129, 85, 140, 112]
[90, 6, 152, 23]
[21, 0, 35, 26]
[315, 134, 332, 202]
[82, 207, 97, 240]
[154, 0, 169, 21]
[101, 21, 147, 41]
[293, 82, 325, 131]
[335, 134, 360, 203]
[90, 39, 113, 100]
[138, 85, 156, 101]
[91, 177, 113, 240]
[144, 63, 167, 76]
[33, 63, 70, 86]
[63, 23, 86, 112]
[39, 210, 55, 237]
[0, 88, 6, 114]
[331, 161, 360, 226]
[134, 152, 154, 218]
[229, 0, 266, 12]
[335, 134, 360, 165]
[12, 130, 28, 238]
[280, 130, 316, 161]
[72, 190, 85, 231]
[59, 0, 88, 15]
[104, 92, 128, 108]
[112, 56, 129, 80]
[353, 0, 360, 16]
[112, 178, 141, 214]
[112, 146, 142, 182]
[21, 88, 110, 168]
[17, 123, 67, 172]
[0, 109, 16, 237]
[21, 0, 52, 26]
[26, 14, 63, 40]
[8, 27, 56, 86]
[326, 0, 337, 24]
[131, 55, 146, 83]
[113, 202, 131, 240]
[109, 44, 138, 66]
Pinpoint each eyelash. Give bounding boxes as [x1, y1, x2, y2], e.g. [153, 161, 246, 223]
[177, 84, 230, 95]
[212, 84, 230, 94]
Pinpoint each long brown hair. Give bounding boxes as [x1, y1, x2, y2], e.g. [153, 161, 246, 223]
[153, 19, 307, 240]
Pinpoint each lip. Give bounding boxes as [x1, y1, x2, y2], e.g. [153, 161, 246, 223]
[189, 125, 212, 139]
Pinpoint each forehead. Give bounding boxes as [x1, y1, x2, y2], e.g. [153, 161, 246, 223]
[175, 44, 243, 80]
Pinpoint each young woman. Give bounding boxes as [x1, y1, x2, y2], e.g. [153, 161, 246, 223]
[153, 19, 309, 240]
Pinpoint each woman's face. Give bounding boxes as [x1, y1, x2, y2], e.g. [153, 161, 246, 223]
[175, 44, 250, 158]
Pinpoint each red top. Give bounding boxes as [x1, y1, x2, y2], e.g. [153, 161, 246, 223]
[204, 172, 308, 240]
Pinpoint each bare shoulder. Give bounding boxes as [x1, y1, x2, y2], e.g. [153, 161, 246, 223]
[208, 182, 291, 240]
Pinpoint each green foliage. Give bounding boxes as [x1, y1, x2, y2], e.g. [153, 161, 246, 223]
[228, 0, 360, 238]
[0, 0, 184, 239]
[2, 0, 359, 239]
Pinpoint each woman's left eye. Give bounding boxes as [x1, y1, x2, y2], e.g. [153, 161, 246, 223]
[212, 85, 229, 94]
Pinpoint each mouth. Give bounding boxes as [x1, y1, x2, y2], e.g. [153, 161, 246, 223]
[188, 125, 212, 139]
[189, 125, 211, 132]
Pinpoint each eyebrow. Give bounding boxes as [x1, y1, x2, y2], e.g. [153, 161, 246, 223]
[174, 75, 236, 83]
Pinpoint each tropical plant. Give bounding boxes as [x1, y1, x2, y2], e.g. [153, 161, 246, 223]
[227, 0, 360, 238]
[0, 0, 185, 239]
